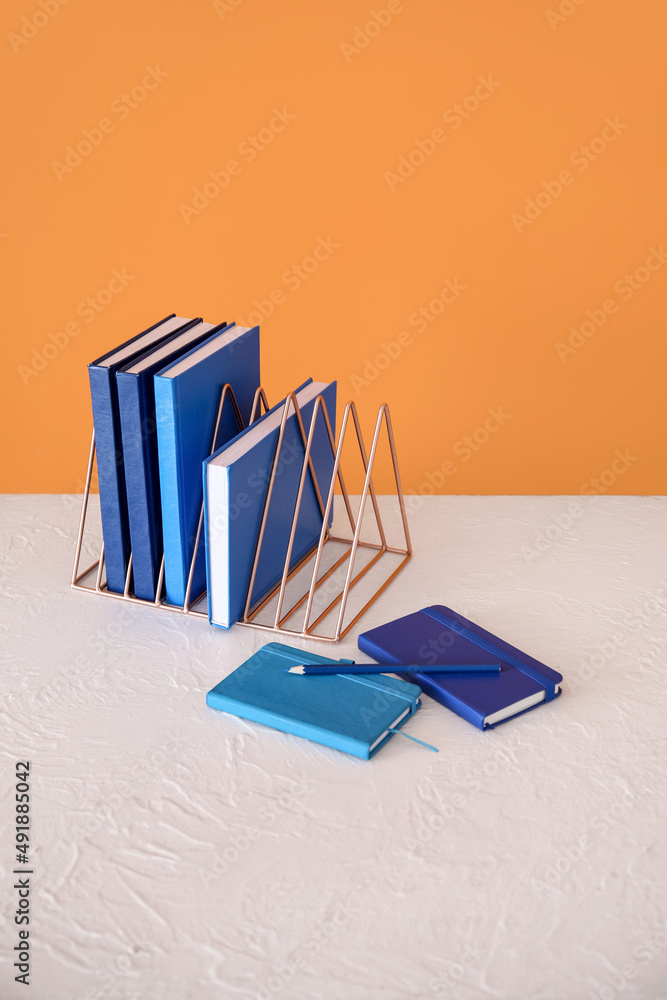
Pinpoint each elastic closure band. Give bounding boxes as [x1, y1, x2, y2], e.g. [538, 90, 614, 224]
[421, 607, 557, 702]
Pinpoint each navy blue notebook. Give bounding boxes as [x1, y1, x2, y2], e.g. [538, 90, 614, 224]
[204, 379, 336, 628]
[88, 315, 202, 594]
[155, 324, 260, 607]
[358, 605, 562, 729]
[116, 321, 223, 601]
[206, 642, 423, 759]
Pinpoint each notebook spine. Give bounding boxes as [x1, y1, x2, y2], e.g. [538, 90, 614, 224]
[88, 364, 129, 594]
[155, 375, 184, 605]
[117, 371, 158, 601]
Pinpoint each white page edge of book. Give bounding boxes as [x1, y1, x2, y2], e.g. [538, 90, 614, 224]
[208, 467, 230, 626]
[124, 323, 215, 374]
[159, 324, 251, 379]
[484, 683, 561, 727]
[207, 381, 330, 469]
[368, 706, 412, 751]
[94, 316, 192, 368]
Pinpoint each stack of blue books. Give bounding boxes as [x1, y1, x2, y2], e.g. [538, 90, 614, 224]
[88, 315, 335, 626]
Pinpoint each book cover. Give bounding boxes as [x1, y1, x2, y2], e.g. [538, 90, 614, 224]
[155, 324, 260, 607]
[87, 315, 202, 594]
[358, 605, 562, 729]
[115, 321, 222, 601]
[206, 642, 423, 759]
[204, 379, 337, 629]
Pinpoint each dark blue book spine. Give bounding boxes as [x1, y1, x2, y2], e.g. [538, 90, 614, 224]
[88, 364, 130, 593]
[116, 371, 162, 601]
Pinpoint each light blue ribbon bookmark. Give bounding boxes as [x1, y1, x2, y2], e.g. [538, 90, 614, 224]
[388, 728, 439, 752]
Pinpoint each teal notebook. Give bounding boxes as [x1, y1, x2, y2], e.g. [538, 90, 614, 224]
[206, 642, 423, 760]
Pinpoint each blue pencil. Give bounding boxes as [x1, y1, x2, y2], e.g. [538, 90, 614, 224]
[285, 662, 501, 676]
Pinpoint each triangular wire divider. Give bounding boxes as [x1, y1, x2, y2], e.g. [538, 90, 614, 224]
[71, 427, 111, 593]
[242, 391, 328, 622]
[299, 400, 410, 639]
[248, 399, 361, 632]
[347, 401, 388, 549]
[270, 393, 357, 628]
[370, 403, 412, 555]
[123, 553, 133, 597]
[300, 400, 362, 635]
[249, 386, 270, 424]
[94, 542, 105, 592]
[71, 428, 98, 585]
[314, 395, 358, 537]
[331, 401, 412, 640]
[270, 394, 331, 627]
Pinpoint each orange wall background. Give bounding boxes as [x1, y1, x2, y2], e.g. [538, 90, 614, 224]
[1, 0, 665, 495]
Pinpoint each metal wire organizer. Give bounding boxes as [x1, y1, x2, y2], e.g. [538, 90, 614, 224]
[72, 385, 412, 641]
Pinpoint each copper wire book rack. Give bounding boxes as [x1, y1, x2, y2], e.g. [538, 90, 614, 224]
[71, 386, 412, 642]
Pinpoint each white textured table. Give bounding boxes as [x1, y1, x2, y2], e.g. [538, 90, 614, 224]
[1, 495, 666, 1000]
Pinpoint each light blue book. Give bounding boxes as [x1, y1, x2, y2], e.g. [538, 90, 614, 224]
[203, 379, 337, 629]
[154, 324, 260, 607]
[206, 642, 423, 759]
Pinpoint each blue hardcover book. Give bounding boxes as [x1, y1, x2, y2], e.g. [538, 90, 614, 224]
[88, 315, 202, 594]
[358, 605, 563, 729]
[203, 379, 337, 628]
[155, 324, 260, 607]
[206, 642, 423, 759]
[116, 321, 223, 601]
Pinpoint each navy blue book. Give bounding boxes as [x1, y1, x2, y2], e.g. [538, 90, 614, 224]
[116, 321, 223, 601]
[88, 315, 202, 594]
[155, 324, 260, 607]
[203, 379, 337, 628]
[358, 605, 562, 729]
